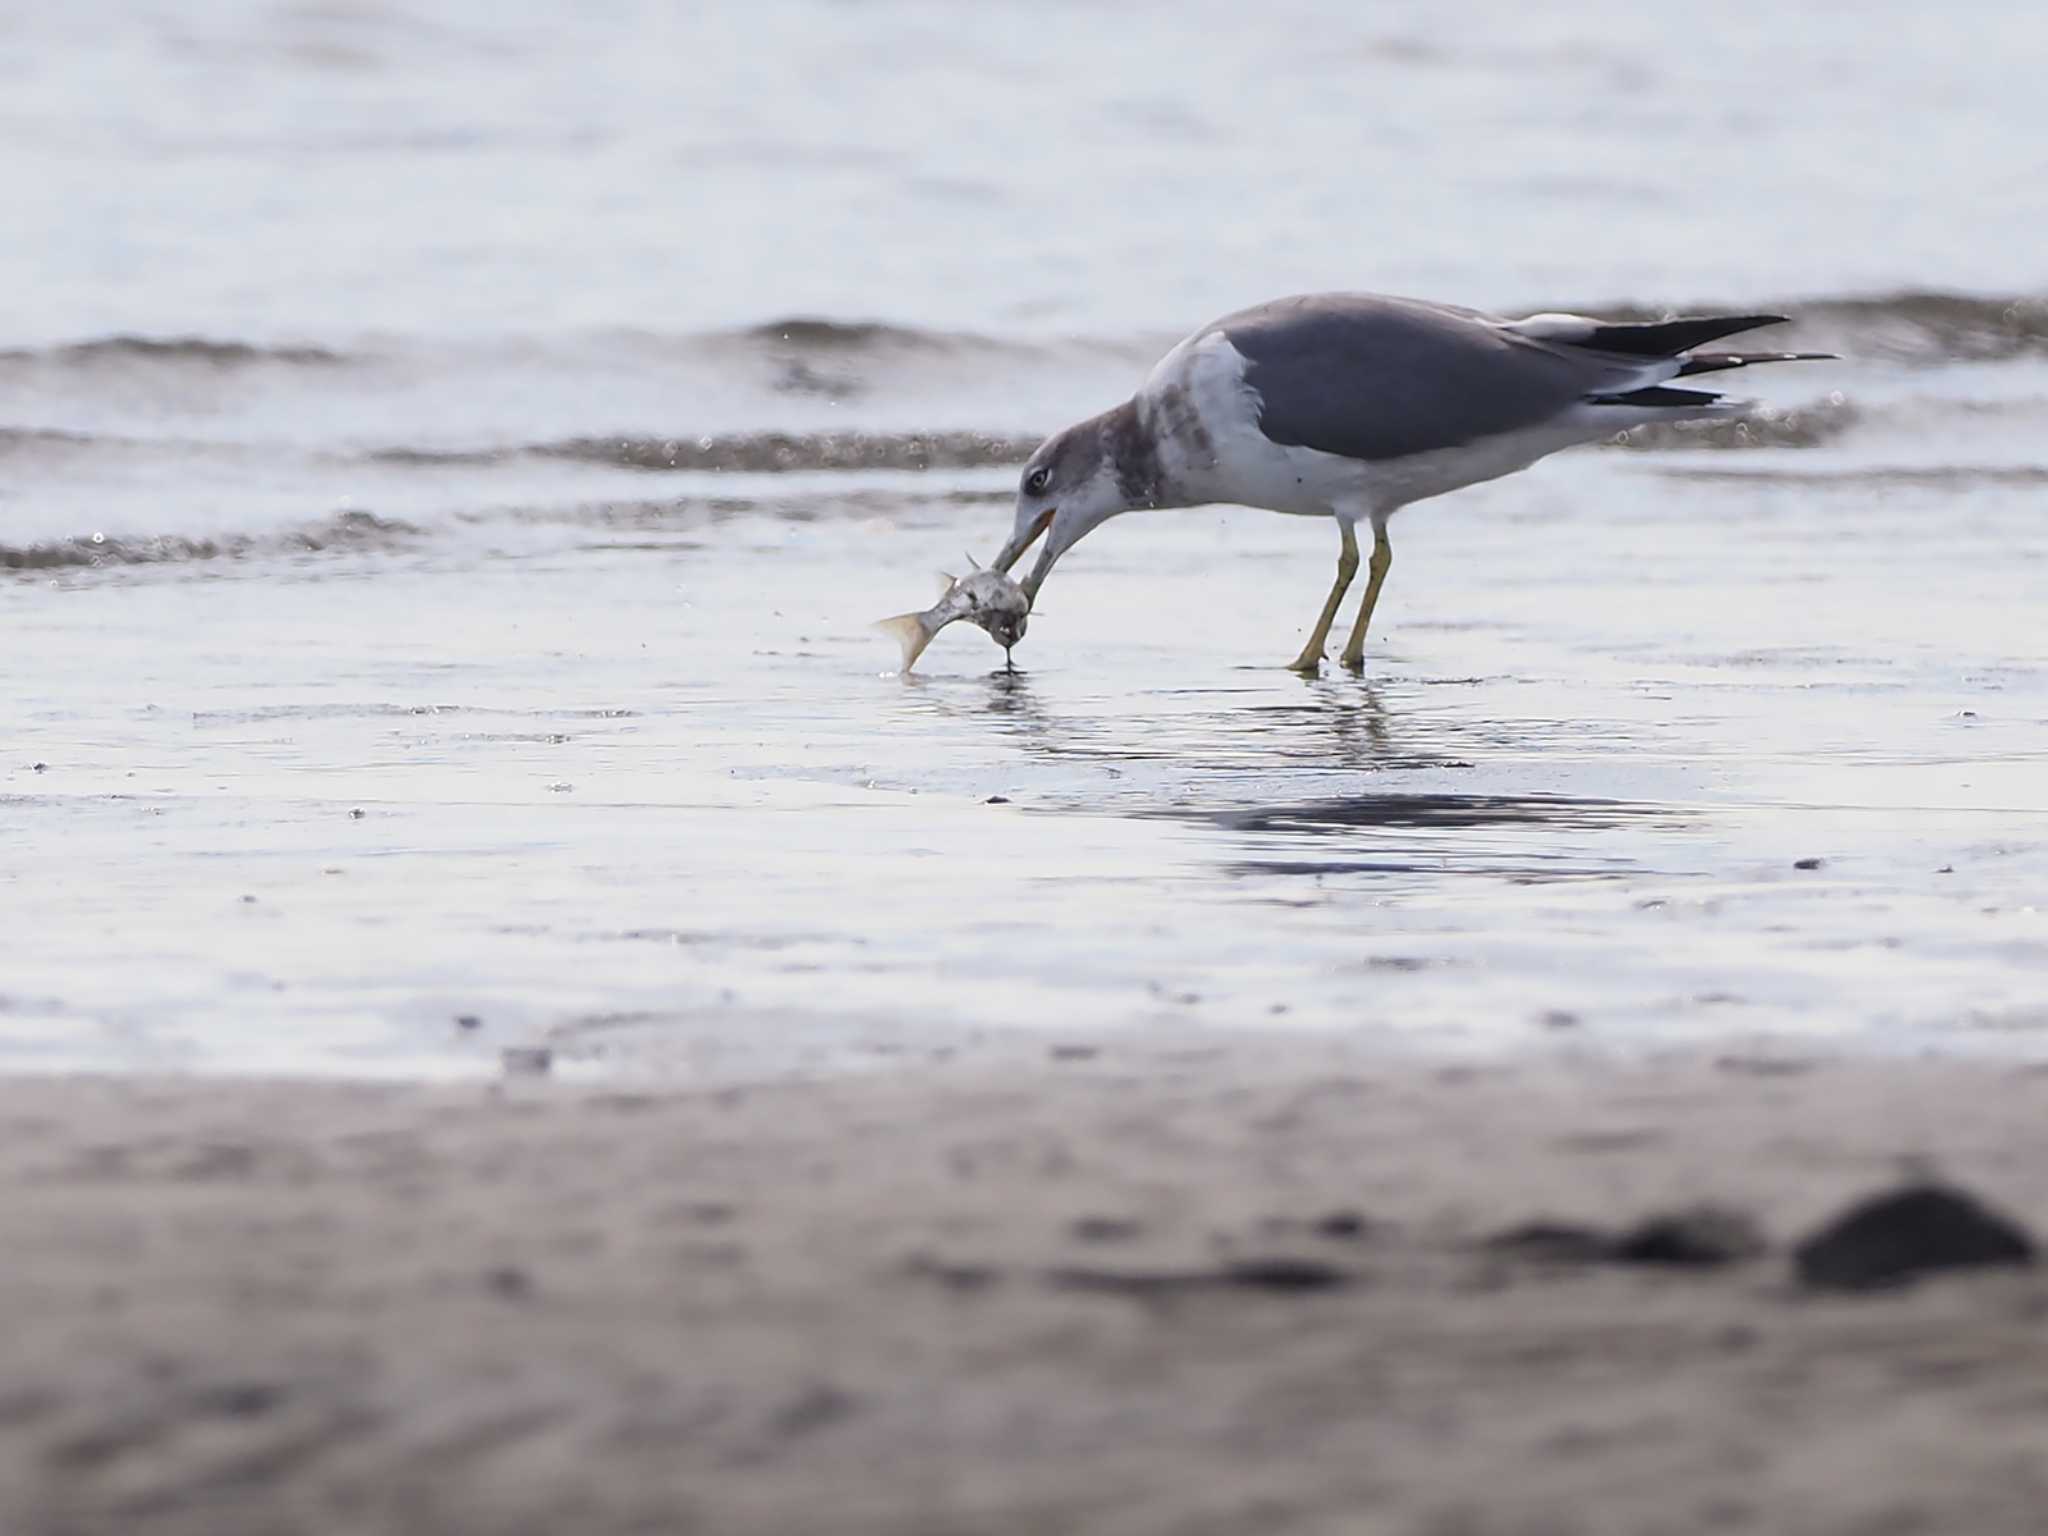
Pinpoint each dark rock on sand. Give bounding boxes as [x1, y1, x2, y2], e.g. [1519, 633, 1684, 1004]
[1046, 1257, 1353, 1297]
[484, 1265, 533, 1299]
[1220, 1257, 1352, 1291]
[1612, 1206, 1768, 1266]
[1486, 1206, 1766, 1268]
[1485, 1221, 1615, 1264]
[1312, 1210, 1372, 1240]
[903, 1253, 1005, 1293]
[769, 1383, 859, 1440]
[1069, 1215, 1144, 1243]
[1794, 1184, 2037, 1291]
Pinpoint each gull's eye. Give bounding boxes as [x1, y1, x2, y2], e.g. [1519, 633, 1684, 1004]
[1024, 467, 1051, 497]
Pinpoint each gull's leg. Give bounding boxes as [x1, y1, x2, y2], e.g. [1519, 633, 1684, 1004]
[1338, 523, 1393, 672]
[1287, 520, 1359, 674]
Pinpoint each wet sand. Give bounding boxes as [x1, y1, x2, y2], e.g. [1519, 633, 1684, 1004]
[8, 1036, 2048, 1536]
[10, 448, 2047, 1075]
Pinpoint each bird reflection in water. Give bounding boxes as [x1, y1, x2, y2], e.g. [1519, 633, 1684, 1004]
[933, 667, 1420, 779]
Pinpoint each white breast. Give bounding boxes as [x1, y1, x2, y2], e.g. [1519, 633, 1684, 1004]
[1138, 331, 1356, 516]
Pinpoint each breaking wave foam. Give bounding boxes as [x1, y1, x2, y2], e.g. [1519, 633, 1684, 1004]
[0, 510, 418, 571]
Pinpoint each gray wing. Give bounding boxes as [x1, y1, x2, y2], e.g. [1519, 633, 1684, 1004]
[1215, 294, 1654, 463]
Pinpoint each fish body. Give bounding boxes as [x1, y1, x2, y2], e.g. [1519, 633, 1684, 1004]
[877, 566, 1030, 672]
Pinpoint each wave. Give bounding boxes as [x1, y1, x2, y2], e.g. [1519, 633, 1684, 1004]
[0, 321, 1022, 380]
[0, 335, 351, 369]
[4, 290, 2038, 386]
[0, 426, 102, 453]
[675, 290, 2048, 364]
[3, 423, 1045, 475]
[500, 483, 1013, 533]
[1654, 463, 2048, 489]
[1793, 291, 2048, 364]
[537, 429, 1042, 473]
[577, 291, 2048, 370]
[1575, 290, 2048, 366]
[646, 291, 2048, 368]
[368, 429, 1043, 474]
[732, 317, 982, 352]
[0, 510, 417, 571]
[468, 410, 1857, 472]
[1608, 396, 1862, 452]
[19, 387, 2041, 491]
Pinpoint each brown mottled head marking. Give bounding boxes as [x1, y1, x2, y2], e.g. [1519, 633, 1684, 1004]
[1020, 398, 1166, 513]
[1145, 381, 1212, 476]
[1007, 393, 1189, 598]
[1098, 399, 1165, 509]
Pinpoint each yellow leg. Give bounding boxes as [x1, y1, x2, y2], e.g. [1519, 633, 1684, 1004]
[1287, 522, 1359, 673]
[1338, 524, 1393, 672]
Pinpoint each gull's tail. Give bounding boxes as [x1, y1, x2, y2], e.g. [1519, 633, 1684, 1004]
[1674, 349, 1839, 378]
[1578, 315, 1836, 412]
[875, 611, 939, 673]
[1515, 311, 1836, 413]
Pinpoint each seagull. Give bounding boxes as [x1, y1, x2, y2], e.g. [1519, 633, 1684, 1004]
[988, 292, 1831, 672]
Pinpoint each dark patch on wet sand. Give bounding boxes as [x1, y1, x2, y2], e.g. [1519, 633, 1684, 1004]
[1204, 794, 1661, 835]
[1154, 793, 1675, 882]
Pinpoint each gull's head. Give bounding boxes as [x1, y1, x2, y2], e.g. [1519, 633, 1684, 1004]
[990, 409, 1137, 604]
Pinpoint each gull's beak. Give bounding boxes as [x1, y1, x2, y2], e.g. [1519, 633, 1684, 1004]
[991, 508, 1052, 576]
[1021, 540, 1057, 604]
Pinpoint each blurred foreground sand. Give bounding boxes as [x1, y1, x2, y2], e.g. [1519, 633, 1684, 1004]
[4, 1037, 2046, 1535]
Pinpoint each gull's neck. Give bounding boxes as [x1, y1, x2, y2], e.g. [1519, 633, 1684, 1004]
[1093, 398, 1179, 512]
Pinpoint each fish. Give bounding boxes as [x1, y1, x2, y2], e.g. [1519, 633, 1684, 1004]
[876, 561, 1031, 673]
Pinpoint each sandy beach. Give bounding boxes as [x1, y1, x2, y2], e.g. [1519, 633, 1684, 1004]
[7, 1036, 2047, 1536]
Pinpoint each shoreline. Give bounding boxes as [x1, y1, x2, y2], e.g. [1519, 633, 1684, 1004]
[5, 1037, 2048, 1534]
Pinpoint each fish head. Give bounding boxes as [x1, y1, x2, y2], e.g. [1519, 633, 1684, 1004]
[983, 607, 1027, 652]
[960, 569, 1030, 650]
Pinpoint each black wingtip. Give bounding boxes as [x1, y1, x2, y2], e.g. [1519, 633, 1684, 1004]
[1585, 313, 1799, 358]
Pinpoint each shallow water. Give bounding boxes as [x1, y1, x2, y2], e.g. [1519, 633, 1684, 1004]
[4, 3, 2046, 1073]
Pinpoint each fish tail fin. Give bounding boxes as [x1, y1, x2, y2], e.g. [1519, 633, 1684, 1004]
[875, 611, 938, 673]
